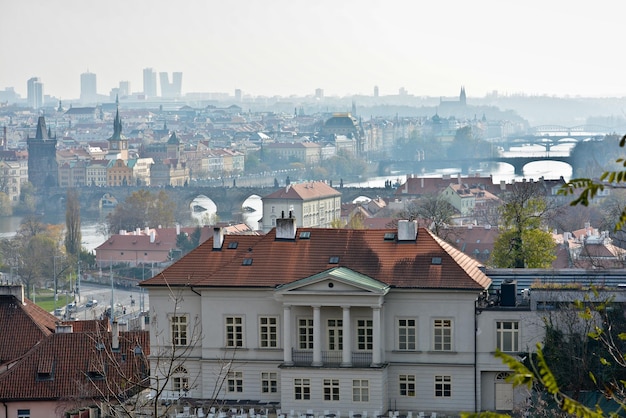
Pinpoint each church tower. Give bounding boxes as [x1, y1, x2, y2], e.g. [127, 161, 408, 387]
[27, 116, 58, 187]
[106, 96, 128, 161]
[460, 86, 467, 106]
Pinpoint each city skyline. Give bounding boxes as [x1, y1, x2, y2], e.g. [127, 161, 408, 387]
[1, 0, 624, 100]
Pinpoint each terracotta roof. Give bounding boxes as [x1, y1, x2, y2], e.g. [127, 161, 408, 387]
[263, 181, 341, 201]
[0, 328, 149, 401]
[0, 295, 57, 365]
[141, 226, 491, 291]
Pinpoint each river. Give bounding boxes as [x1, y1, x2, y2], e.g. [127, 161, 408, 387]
[0, 144, 575, 248]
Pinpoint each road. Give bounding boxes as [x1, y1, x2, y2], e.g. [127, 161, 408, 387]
[53, 281, 149, 322]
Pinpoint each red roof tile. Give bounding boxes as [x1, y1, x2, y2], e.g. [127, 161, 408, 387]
[141, 227, 490, 291]
[263, 182, 341, 201]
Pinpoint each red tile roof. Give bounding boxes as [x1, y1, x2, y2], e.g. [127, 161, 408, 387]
[141, 226, 491, 291]
[0, 328, 149, 401]
[0, 295, 57, 365]
[263, 181, 341, 201]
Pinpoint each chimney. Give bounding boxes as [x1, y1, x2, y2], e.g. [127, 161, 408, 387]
[112, 321, 120, 350]
[397, 219, 418, 241]
[119, 229, 126, 235]
[55, 323, 73, 333]
[135, 227, 141, 235]
[176, 223, 181, 235]
[276, 215, 297, 239]
[0, 284, 24, 304]
[145, 226, 150, 235]
[150, 231, 155, 243]
[213, 227, 225, 249]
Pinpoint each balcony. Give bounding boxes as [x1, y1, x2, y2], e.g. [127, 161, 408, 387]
[291, 349, 372, 367]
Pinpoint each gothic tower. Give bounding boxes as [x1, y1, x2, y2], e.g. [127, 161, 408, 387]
[27, 116, 58, 187]
[460, 86, 467, 106]
[106, 96, 128, 161]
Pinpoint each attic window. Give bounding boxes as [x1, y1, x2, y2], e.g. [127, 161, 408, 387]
[431, 257, 442, 265]
[36, 359, 54, 381]
[242, 258, 253, 266]
[384, 232, 396, 241]
[329, 256, 340, 264]
[228, 242, 239, 249]
[299, 231, 311, 239]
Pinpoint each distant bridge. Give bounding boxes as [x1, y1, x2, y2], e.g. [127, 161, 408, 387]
[379, 154, 576, 177]
[41, 185, 395, 221]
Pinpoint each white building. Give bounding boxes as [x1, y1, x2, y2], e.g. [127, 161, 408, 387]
[140, 219, 540, 416]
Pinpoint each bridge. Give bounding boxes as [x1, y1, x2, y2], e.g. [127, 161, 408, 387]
[41, 185, 395, 222]
[503, 124, 623, 147]
[379, 154, 576, 177]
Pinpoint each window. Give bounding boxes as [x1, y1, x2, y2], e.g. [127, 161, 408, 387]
[352, 379, 369, 402]
[435, 375, 452, 397]
[324, 378, 340, 401]
[171, 315, 188, 346]
[261, 372, 278, 393]
[433, 319, 452, 351]
[497, 321, 519, 352]
[17, 410, 30, 418]
[398, 318, 416, 350]
[357, 319, 373, 350]
[228, 371, 243, 393]
[259, 316, 278, 348]
[298, 318, 313, 349]
[327, 319, 343, 350]
[294, 378, 311, 400]
[173, 366, 189, 391]
[226, 316, 244, 347]
[399, 374, 416, 397]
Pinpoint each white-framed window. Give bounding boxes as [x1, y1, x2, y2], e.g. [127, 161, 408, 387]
[352, 379, 369, 402]
[399, 374, 415, 397]
[173, 366, 189, 392]
[327, 319, 343, 350]
[433, 319, 452, 351]
[323, 378, 340, 401]
[259, 316, 278, 348]
[171, 315, 188, 346]
[434, 375, 452, 398]
[261, 371, 278, 393]
[398, 318, 416, 350]
[227, 371, 243, 393]
[17, 410, 30, 418]
[294, 378, 311, 400]
[496, 321, 519, 353]
[225, 316, 244, 348]
[357, 319, 373, 350]
[298, 318, 313, 349]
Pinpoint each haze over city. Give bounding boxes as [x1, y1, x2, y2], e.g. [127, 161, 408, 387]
[1, 0, 624, 100]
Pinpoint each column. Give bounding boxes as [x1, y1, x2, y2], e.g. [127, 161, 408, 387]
[283, 304, 293, 365]
[312, 305, 322, 366]
[341, 306, 352, 367]
[372, 306, 382, 366]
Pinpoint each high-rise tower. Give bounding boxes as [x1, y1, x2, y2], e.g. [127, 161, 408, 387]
[27, 116, 58, 188]
[143, 68, 157, 98]
[27, 77, 44, 109]
[80, 71, 97, 103]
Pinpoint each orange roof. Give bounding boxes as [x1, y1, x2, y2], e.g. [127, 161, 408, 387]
[263, 181, 341, 201]
[141, 227, 490, 291]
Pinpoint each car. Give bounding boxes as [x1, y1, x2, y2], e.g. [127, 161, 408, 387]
[53, 308, 63, 316]
[86, 299, 98, 308]
[66, 302, 76, 312]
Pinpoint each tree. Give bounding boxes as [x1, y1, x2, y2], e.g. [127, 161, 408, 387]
[393, 194, 458, 241]
[65, 188, 82, 257]
[107, 189, 175, 233]
[490, 182, 556, 268]
[176, 226, 202, 256]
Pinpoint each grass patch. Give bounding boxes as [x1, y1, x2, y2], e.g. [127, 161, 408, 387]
[31, 289, 64, 313]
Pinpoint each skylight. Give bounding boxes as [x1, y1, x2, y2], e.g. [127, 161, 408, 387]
[329, 256, 340, 264]
[228, 242, 238, 249]
[431, 257, 442, 265]
[299, 231, 311, 239]
[384, 232, 396, 241]
[242, 258, 253, 266]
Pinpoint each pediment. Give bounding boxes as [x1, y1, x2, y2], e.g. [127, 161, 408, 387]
[275, 267, 389, 296]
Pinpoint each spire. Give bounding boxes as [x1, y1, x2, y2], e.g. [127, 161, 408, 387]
[35, 116, 48, 140]
[112, 100, 122, 139]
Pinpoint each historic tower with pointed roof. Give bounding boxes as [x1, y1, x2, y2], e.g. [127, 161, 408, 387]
[27, 116, 58, 188]
[106, 96, 128, 161]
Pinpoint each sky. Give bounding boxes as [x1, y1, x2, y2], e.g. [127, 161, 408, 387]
[1, 0, 624, 100]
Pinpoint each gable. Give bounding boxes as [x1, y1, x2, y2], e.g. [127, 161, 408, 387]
[276, 267, 390, 296]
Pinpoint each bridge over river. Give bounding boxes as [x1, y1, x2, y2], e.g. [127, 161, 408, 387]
[380, 154, 576, 177]
[41, 185, 395, 221]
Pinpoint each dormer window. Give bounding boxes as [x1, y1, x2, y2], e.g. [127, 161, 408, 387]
[36, 359, 54, 381]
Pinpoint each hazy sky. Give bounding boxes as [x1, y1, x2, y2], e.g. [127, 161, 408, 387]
[1, 0, 623, 100]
